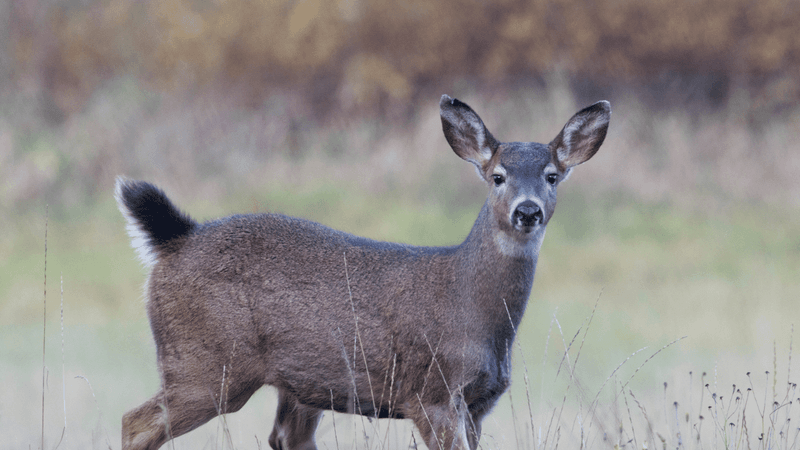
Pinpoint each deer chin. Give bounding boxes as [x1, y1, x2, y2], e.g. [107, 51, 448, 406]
[494, 227, 545, 258]
[513, 222, 540, 234]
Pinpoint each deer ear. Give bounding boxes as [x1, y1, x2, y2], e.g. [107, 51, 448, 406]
[551, 101, 611, 169]
[440, 95, 498, 172]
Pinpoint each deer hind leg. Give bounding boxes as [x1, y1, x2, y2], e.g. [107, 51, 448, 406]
[268, 389, 323, 450]
[411, 398, 471, 450]
[465, 407, 486, 450]
[121, 387, 218, 450]
[122, 375, 262, 450]
[122, 390, 173, 450]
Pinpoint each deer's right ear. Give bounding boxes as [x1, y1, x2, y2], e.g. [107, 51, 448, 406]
[440, 95, 498, 173]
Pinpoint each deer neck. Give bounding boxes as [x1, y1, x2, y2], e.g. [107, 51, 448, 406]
[457, 201, 543, 332]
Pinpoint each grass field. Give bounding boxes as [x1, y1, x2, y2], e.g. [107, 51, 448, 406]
[3, 182, 799, 449]
[2, 82, 799, 449]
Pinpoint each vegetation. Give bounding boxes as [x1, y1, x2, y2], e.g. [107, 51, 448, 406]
[1, 0, 799, 448]
[8, 0, 800, 115]
[3, 174, 798, 448]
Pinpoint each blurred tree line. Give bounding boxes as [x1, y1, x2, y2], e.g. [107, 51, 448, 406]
[6, 0, 800, 120]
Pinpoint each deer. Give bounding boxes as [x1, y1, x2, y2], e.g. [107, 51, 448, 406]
[117, 95, 610, 450]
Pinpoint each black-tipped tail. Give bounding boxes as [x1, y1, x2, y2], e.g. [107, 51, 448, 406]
[115, 178, 197, 266]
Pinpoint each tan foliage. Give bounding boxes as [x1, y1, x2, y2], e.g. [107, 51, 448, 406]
[8, 0, 800, 114]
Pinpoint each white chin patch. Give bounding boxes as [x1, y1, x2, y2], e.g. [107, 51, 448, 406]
[493, 228, 545, 258]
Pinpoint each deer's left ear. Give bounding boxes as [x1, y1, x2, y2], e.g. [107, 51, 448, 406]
[551, 101, 611, 169]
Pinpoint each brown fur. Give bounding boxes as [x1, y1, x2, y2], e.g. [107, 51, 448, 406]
[117, 95, 610, 450]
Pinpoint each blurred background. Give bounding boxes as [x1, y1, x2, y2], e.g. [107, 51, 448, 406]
[1, 0, 799, 448]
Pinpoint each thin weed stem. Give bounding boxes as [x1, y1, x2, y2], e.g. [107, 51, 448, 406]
[330, 390, 340, 450]
[571, 292, 601, 376]
[542, 310, 556, 397]
[416, 393, 442, 450]
[60, 273, 66, 432]
[502, 298, 537, 450]
[341, 253, 379, 448]
[343, 253, 377, 412]
[618, 336, 687, 395]
[554, 317, 580, 380]
[622, 388, 638, 450]
[42, 205, 48, 450]
[75, 375, 113, 449]
[587, 346, 648, 423]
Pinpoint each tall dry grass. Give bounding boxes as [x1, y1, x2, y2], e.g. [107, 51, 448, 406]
[23, 259, 798, 450]
[2, 77, 799, 221]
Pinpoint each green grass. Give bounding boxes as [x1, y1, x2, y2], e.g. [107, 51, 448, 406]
[2, 177, 799, 449]
[2, 77, 799, 449]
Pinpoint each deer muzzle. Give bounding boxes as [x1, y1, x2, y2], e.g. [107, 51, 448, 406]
[512, 200, 544, 231]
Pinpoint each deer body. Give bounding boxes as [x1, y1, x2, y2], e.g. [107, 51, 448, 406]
[119, 96, 610, 450]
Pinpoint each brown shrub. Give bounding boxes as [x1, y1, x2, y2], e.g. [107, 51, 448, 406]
[7, 0, 800, 116]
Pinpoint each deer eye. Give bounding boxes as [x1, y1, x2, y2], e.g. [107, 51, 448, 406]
[492, 174, 505, 186]
[546, 174, 558, 185]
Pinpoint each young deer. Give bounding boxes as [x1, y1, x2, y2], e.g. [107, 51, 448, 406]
[117, 95, 610, 450]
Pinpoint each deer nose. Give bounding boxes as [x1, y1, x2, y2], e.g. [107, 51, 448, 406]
[513, 200, 543, 227]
